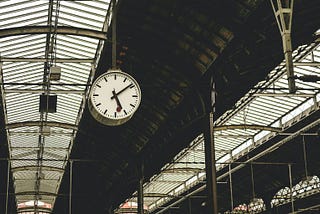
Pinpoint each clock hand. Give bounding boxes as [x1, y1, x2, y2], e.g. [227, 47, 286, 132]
[111, 83, 133, 99]
[112, 89, 122, 112]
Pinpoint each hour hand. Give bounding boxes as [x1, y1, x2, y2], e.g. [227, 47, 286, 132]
[112, 89, 122, 112]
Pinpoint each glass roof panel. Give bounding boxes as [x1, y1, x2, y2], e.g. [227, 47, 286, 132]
[0, 0, 112, 211]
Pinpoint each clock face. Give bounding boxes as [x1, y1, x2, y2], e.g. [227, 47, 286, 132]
[89, 70, 141, 122]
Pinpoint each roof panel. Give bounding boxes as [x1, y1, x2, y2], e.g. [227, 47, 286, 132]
[0, 0, 112, 211]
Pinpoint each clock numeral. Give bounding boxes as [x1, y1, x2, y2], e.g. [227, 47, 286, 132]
[104, 109, 108, 114]
[93, 94, 99, 96]
[96, 103, 101, 107]
[130, 84, 135, 89]
[123, 77, 127, 82]
[114, 112, 117, 118]
[130, 104, 135, 108]
[104, 77, 108, 82]
[96, 84, 101, 88]
[124, 110, 127, 115]
[132, 95, 138, 97]
[114, 75, 116, 80]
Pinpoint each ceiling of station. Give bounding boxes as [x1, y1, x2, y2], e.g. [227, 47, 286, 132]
[0, 0, 319, 214]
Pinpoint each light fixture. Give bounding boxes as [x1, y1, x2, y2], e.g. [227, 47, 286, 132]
[49, 66, 61, 81]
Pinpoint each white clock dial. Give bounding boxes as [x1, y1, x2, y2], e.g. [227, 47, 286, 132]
[88, 69, 141, 126]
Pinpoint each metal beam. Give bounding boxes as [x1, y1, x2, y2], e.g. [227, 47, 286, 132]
[15, 191, 58, 197]
[11, 165, 64, 173]
[214, 124, 281, 132]
[252, 93, 315, 97]
[9, 131, 74, 136]
[0, 57, 94, 63]
[215, 134, 253, 138]
[152, 180, 185, 184]
[0, 26, 107, 40]
[5, 89, 84, 95]
[11, 147, 69, 151]
[162, 167, 203, 173]
[135, 193, 175, 198]
[6, 121, 78, 130]
[283, 62, 320, 67]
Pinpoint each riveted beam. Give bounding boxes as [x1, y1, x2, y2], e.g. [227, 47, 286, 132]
[214, 124, 281, 132]
[11, 165, 64, 173]
[162, 168, 203, 173]
[6, 121, 78, 130]
[0, 26, 107, 40]
[15, 191, 58, 197]
[0, 57, 94, 63]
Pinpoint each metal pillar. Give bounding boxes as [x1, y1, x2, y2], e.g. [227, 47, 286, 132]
[250, 163, 256, 199]
[288, 164, 295, 213]
[228, 163, 234, 211]
[69, 160, 73, 214]
[5, 160, 10, 214]
[203, 78, 218, 214]
[270, 0, 296, 93]
[137, 163, 144, 214]
[188, 198, 192, 214]
[302, 136, 308, 178]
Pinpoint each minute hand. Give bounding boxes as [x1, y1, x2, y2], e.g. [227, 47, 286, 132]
[111, 83, 133, 99]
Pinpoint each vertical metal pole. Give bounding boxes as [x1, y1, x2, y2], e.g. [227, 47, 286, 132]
[228, 163, 234, 211]
[188, 197, 192, 214]
[137, 163, 144, 214]
[204, 112, 218, 214]
[111, 0, 117, 68]
[69, 160, 73, 214]
[204, 78, 218, 214]
[302, 136, 308, 178]
[288, 164, 294, 213]
[5, 160, 10, 214]
[250, 163, 256, 199]
[210, 112, 218, 214]
[283, 33, 296, 93]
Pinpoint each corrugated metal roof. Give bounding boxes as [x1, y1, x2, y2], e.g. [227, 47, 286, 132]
[0, 0, 112, 212]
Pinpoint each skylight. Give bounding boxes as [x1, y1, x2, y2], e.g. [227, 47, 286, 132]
[0, 0, 112, 212]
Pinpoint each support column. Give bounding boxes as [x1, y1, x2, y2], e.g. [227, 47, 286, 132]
[69, 160, 73, 214]
[203, 79, 218, 214]
[5, 160, 10, 214]
[188, 197, 192, 214]
[137, 163, 144, 214]
[288, 164, 294, 213]
[270, 0, 296, 93]
[229, 163, 234, 211]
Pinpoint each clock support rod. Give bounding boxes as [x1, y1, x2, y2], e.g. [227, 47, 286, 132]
[112, 0, 117, 68]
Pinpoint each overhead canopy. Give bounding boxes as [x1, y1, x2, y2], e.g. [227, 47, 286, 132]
[0, 0, 320, 213]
